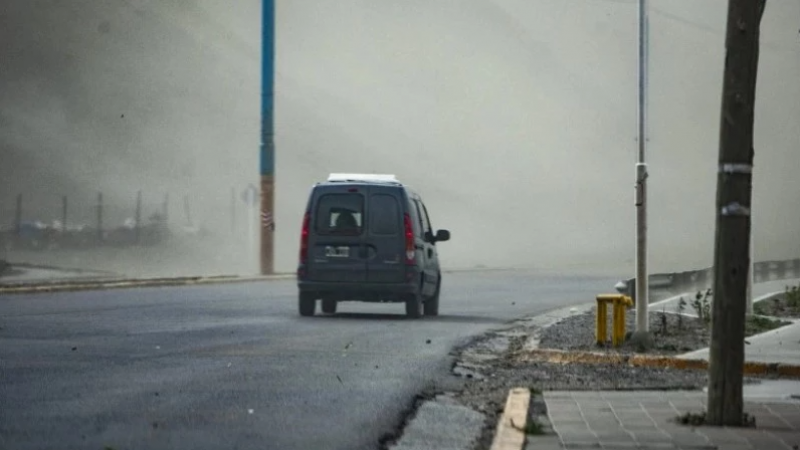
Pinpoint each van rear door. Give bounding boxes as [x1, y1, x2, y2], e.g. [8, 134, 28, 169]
[307, 187, 367, 282]
[365, 187, 406, 284]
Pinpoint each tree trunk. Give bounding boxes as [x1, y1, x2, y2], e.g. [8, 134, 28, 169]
[706, 0, 767, 427]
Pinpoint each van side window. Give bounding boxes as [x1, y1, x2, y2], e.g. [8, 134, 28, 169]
[419, 201, 434, 233]
[315, 193, 364, 235]
[413, 199, 432, 236]
[369, 194, 400, 235]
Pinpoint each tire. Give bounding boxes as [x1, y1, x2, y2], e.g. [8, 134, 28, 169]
[321, 299, 337, 314]
[405, 292, 424, 319]
[299, 292, 316, 317]
[424, 276, 441, 317]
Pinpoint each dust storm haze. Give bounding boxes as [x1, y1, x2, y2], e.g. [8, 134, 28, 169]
[0, 0, 798, 277]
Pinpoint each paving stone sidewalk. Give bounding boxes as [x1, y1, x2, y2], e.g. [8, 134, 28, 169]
[529, 390, 800, 450]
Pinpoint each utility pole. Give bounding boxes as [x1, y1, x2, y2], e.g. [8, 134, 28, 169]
[260, 0, 276, 275]
[632, 0, 651, 347]
[706, 0, 766, 427]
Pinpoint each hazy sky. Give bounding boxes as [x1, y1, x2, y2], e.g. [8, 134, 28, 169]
[1, 0, 798, 275]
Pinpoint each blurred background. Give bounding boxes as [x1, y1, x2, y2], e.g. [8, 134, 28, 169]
[1, 0, 798, 278]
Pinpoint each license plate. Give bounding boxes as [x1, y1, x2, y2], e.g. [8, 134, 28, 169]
[325, 246, 350, 258]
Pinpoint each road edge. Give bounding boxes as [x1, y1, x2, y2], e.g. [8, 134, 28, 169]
[512, 347, 800, 378]
[489, 388, 531, 450]
[0, 274, 295, 295]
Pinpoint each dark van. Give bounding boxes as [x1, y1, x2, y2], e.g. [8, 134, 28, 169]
[296, 173, 450, 318]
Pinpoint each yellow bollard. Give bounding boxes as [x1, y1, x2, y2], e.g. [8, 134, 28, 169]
[596, 297, 608, 346]
[612, 295, 634, 347]
[597, 294, 634, 347]
[612, 298, 623, 347]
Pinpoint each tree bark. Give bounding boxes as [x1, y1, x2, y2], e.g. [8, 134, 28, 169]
[706, 0, 767, 427]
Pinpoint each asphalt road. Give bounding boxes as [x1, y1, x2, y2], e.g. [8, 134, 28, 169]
[0, 270, 619, 450]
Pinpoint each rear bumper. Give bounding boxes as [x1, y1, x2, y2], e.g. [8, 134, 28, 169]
[297, 280, 417, 302]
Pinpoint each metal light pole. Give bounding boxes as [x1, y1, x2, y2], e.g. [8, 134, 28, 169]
[633, 0, 651, 345]
[746, 226, 754, 314]
[260, 0, 276, 274]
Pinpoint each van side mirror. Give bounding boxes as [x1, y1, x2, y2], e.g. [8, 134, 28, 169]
[434, 229, 450, 242]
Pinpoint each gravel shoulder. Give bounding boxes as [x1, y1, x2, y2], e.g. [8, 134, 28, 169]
[442, 292, 796, 450]
[539, 306, 791, 355]
[390, 286, 800, 450]
[449, 317, 720, 450]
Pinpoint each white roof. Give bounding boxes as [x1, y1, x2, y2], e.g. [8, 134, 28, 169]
[327, 173, 400, 183]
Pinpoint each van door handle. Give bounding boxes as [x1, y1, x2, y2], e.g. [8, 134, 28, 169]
[427, 249, 433, 258]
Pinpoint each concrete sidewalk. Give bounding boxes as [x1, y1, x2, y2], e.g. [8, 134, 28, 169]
[673, 278, 800, 365]
[632, 277, 800, 366]
[650, 278, 800, 313]
[519, 279, 800, 450]
[0, 263, 116, 285]
[532, 390, 800, 450]
[680, 319, 800, 365]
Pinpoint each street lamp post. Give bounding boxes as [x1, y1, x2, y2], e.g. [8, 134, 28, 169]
[632, 0, 651, 346]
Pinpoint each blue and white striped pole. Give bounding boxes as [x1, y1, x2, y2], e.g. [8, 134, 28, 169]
[260, 0, 276, 274]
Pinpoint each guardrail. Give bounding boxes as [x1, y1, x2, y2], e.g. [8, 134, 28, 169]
[615, 257, 800, 304]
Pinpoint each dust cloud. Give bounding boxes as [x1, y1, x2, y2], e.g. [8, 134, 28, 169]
[1, 0, 798, 278]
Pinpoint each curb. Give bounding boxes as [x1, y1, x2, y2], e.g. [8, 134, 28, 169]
[650, 288, 795, 312]
[513, 348, 800, 379]
[2, 261, 119, 275]
[0, 274, 295, 295]
[490, 387, 531, 450]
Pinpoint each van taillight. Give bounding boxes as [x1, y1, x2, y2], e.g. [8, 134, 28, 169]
[403, 213, 415, 265]
[299, 212, 310, 264]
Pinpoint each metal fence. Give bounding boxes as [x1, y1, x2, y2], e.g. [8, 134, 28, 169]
[616, 258, 800, 303]
[1, 185, 261, 254]
[1, 191, 173, 251]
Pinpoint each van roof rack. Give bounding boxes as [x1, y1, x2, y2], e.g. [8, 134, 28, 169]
[326, 173, 402, 185]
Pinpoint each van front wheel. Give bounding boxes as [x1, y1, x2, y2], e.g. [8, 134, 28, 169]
[405, 292, 424, 319]
[299, 292, 316, 317]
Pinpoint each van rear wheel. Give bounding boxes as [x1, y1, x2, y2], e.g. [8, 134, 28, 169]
[299, 292, 316, 317]
[321, 299, 337, 314]
[405, 292, 424, 319]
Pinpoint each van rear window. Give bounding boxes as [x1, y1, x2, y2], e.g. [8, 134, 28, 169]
[369, 194, 400, 235]
[314, 193, 364, 235]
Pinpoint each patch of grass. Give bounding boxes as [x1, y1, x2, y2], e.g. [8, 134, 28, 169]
[691, 289, 712, 324]
[525, 419, 544, 435]
[754, 284, 800, 317]
[512, 418, 544, 435]
[675, 411, 756, 428]
[676, 411, 707, 426]
[745, 315, 791, 336]
[787, 284, 800, 307]
[753, 300, 772, 316]
[677, 297, 687, 330]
